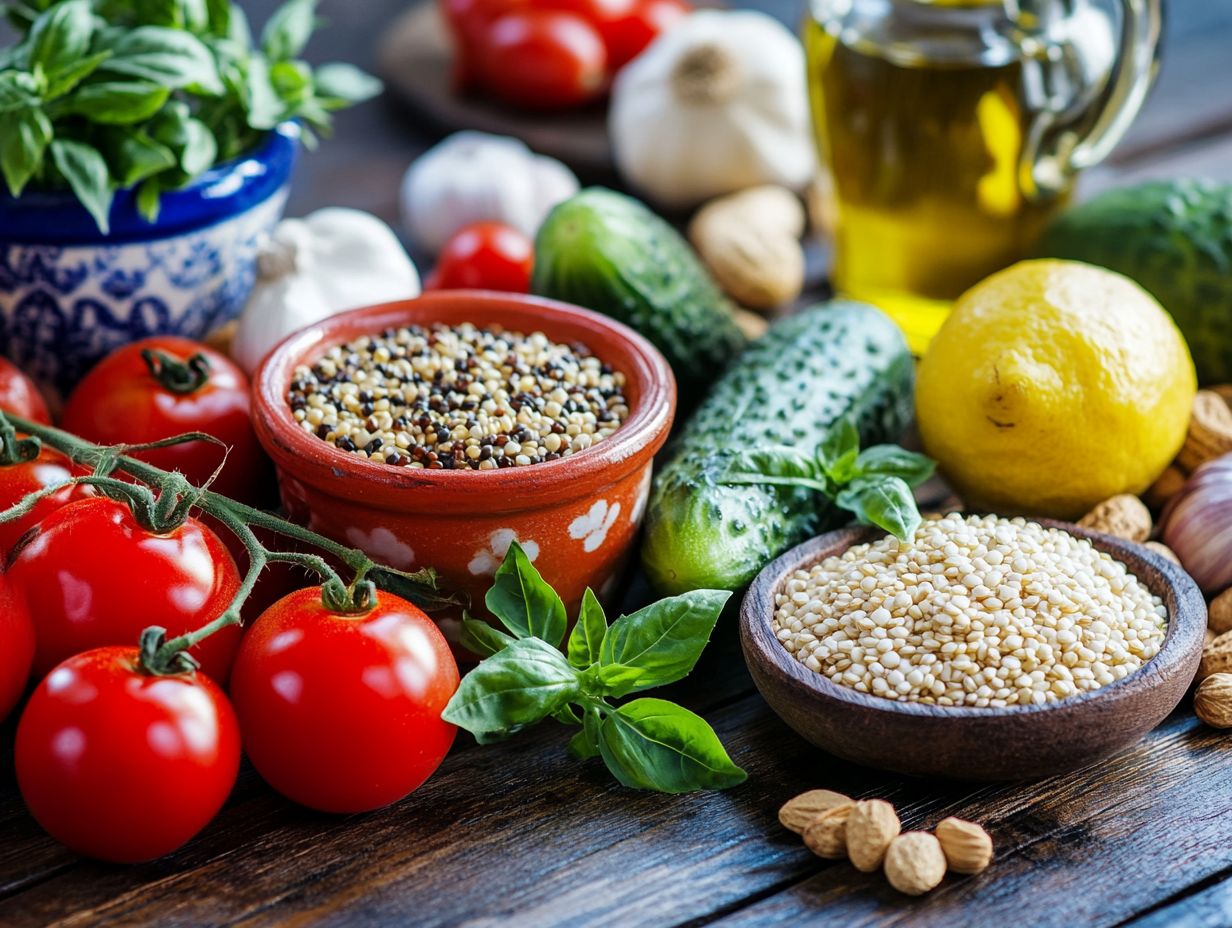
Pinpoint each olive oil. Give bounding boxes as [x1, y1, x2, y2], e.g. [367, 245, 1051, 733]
[804, 12, 1068, 352]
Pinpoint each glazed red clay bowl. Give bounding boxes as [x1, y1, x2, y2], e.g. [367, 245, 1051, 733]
[740, 521, 1205, 781]
[253, 291, 675, 639]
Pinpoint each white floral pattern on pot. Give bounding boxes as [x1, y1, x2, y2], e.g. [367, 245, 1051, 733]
[630, 470, 652, 525]
[570, 499, 621, 553]
[468, 528, 540, 576]
[345, 526, 415, 570]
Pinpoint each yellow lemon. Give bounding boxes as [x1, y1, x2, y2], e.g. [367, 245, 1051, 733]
[916, 259, 1196, 519]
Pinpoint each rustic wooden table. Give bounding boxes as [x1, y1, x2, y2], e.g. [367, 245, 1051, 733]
[4, 1, 1232, 926]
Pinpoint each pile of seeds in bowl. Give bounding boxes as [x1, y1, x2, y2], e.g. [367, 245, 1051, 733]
[773, 513, 1168, 708]
[287, 323, 629, 469]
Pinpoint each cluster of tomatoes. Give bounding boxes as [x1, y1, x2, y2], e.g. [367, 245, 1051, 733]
[0, 340, 459, 864]
[442, 0, 690, 109]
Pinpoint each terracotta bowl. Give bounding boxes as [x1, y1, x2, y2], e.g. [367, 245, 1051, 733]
[740, 521, 1206, 781]
[252, 291, 675, 638]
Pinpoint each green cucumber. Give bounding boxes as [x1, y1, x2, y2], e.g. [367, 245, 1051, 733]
[1036, 179, 1232, 384]
[531, 187, 747, 401]
[642, 301, 915, 595]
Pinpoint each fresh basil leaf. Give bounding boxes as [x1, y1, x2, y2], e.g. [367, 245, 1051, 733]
[181, 0, 209, 31]
[245, 53, 284, 130]
[853, 445, 936, 488]
[485, 540, 567, 647]
[818, 416, 860, 483]
[50, 138, 112, 233]
[552, 703, 582, 725]
[598, 589, 729, 691]
[103, 129, 174, 187]
[0, 42, 25, 71]
[567, 587, 606, 670]
[0, 106, 50, 196]
[314, 61, 382, 106]
[589, 662, 648, 699]
[4, 1, 46, 32]
[62, 81, 169, 124]
[261, 0, 316, 62]
[226, 2, 252, 46]
[43, 50, 111, 99]
[567, 709, 602, 760]
[835, 474, 922, 541]
[205, 0, 231, 36]
[100, 26, 223, 94]
[474, 724, 527, 745]
[460, 613, 515, 659]
[28, 0, 93, 77]
[177, 117, 216, 176]
[598, 698, 747, 793]
[135, 174, 161, 222]
[270, 58, 312, 107]
[0, 71, 39, 112]
[441, 638, 579, 735]
[728, 446, 823, 483]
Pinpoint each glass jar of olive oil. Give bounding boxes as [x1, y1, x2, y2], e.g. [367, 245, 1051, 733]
[806, 0, 1162, 352]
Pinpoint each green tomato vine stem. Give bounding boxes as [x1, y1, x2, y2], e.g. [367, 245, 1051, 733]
[0, 413, 461, 676]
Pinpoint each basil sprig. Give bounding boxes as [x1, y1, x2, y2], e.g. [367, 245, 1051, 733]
[443, 542, 747, 794]
[722, 416, 935, 541]
[0, 0, 381, 232]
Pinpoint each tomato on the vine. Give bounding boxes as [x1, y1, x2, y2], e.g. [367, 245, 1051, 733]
[0, 573, 34, 722]
[229, 587, 460, 813]
[8, 496, 242, 682]
[540, 0, 689, 69]
[476, 9, 608, 109]
[0, 443, 92, 555]
[0, 357, 50, 424]
[61, 336, 270, 505]
[16, 646, 240, 863]
[425, 221, 535, 292]
[601, 0, 689, 68]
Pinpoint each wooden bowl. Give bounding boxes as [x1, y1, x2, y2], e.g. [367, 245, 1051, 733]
[740, 521, 1206, 780]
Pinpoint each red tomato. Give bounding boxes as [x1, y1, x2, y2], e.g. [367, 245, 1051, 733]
[16, 646, 240, 863]
[426, 221, 535, 293]
[229, 587, 460, 813]
[0, 443, 92, 555]
[8, 496, 242, 682]
[0, 573, 34, 722]
[0, 357, 50, 424]
[440, 0, 532, 89]
[61, 336, 270, 505]
[602, 0, 689, 68]
[476, 9, 608, 109]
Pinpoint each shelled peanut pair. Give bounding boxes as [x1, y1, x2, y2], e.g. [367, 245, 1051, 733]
[778, 790, 993, 896]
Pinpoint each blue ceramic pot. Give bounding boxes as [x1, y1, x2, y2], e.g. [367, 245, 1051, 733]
[0, 122, 299, 396]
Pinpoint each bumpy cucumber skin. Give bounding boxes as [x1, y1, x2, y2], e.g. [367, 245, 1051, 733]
[531, 188, 747, 401]
[1037, 179, 1232, 384]
[641, 302, 915, 596]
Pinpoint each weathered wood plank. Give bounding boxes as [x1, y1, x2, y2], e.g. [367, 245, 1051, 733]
[3, 692, 1227, 928]
[708, 713, 1232, 928]
[1125, 874, 1232, 928]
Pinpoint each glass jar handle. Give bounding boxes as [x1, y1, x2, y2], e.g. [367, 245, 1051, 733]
[1029, 0, 1163, 195]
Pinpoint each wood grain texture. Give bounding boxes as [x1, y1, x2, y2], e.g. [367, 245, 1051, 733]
[1, 0, 1232, 924]
[740, 522, 1207, 780]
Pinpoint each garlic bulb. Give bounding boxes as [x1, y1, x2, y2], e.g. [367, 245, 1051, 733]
[232, 208, 421, 375]
[609, 10, 816, 210]
[1161, 455, 1232, 594]
[400, 131, 579, 253]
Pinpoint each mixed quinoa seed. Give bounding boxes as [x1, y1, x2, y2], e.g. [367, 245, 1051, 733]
[288, 323, 630, 469]
[773, 513, 1168, 709]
